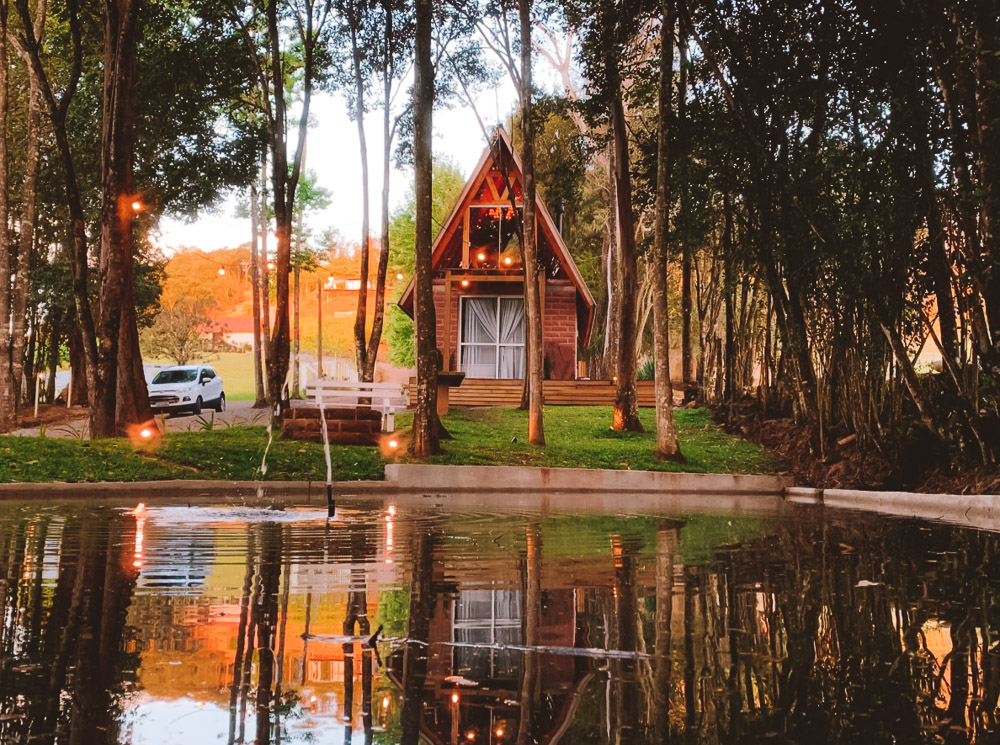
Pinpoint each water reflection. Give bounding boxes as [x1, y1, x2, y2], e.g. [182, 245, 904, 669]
[0, 501, 999, 743]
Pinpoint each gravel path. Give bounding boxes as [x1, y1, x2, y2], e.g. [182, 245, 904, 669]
[9, 399, 270, 438]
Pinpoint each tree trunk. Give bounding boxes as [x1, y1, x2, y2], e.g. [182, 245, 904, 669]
[520, 0, 545, 446]
[262, 0, 316, 421]
[250, 182, 267, 407]
[0, 0, 11, 431]
[94, 0, 145, 438]
[975, 0, 1000, 340]
[651, 0, 682, 460]
[678, 29, 693, 389]
[410, 0, 440, 457]
[609, 56, 643, 432]
[260, 161, 272, 378]
[69, 322, 89, 406]
[10, 46, 44, 412]
[351, 13, 372, 381]
[363, 14, 396, 385]
[18, 0, 99, 417]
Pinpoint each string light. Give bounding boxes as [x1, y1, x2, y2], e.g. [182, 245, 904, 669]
[461, 279, 469, 287]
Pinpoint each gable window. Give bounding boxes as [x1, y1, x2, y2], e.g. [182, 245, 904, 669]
[467, 206, 522, 269]
[460, 296, 524, 379]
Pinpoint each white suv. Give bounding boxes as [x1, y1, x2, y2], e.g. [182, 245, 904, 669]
[148, 364, 225, 415]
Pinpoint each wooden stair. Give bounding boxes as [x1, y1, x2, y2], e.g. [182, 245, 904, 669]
[407, 378, 683, 408]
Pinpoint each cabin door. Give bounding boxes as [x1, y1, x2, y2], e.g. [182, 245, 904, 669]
[459, 296, 525, 378]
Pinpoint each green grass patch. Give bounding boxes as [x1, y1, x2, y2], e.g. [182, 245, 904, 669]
[0, 406, 780, 483]
[0, 427, 384, 483]
[396, 406, 782, 475]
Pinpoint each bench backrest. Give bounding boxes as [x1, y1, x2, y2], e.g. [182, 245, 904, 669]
[305, 381, 406, 409]
[307, 381, 403, 393]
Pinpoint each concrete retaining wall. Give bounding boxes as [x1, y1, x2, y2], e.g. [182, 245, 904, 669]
[784, 485, 1000, 532]
[384, 464, 793, 494]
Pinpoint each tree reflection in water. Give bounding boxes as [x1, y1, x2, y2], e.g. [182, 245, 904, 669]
[2, 504, 1000, 743]
[0, 507, 140, 744]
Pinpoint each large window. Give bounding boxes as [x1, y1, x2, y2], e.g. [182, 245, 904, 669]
[459, 296, 524, 379]
[453, 588, 521, 680]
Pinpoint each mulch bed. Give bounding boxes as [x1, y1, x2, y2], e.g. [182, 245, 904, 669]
[717, 402, 999, 495]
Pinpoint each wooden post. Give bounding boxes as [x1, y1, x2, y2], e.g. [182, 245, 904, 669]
[67, 370, 73, 408]
[462, 211, 470, 268]
[34, 373, 42, 418]
[444, 271, 452, 371]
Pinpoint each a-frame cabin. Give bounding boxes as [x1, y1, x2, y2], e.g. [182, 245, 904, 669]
[398, 128, 596, 380]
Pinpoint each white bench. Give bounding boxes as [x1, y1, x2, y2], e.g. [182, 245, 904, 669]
[304, 379, 408, 432]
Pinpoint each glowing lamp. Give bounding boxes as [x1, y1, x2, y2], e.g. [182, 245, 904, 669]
[466, 731, 476, 741]
[396, 272, 404, 280]
[503, 256, 513, 266]
[388, 439, 398, 449]
[131, 200, 143, 212]
[451, 693, 459, 704]
[218, 267, 226, 276]
[477, 252, 486, 261]
[460, 279, 469, 287]
[382, 696, 390, 709]
[140, 428, 153, 439]
[496, 728, 505, 738]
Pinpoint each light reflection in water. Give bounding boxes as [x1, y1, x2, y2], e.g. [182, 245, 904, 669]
[0, 502, 998, 743]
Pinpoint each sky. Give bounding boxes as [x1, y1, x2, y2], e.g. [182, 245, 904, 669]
[156, 80, 521, 255]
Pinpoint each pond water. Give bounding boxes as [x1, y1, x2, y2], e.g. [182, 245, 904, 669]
[0, 497, 998, 744]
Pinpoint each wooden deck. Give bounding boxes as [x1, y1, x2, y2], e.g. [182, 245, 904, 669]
[407, 378, 684, 408]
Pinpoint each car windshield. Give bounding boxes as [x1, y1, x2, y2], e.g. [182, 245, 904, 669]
[151, 369, 197, 385]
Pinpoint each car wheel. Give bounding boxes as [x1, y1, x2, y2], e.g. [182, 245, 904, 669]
[216, 393, 226, 412]
[192, 396, 202, 415]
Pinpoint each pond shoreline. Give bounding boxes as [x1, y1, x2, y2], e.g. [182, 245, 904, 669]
[1, 466, 996, 532]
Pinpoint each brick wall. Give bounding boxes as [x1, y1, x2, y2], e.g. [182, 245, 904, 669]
[430, 278, 579, 380]
[542, 283, 577, 380]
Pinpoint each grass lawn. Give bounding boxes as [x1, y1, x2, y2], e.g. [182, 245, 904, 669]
[395, 406, 781, 474]
[0, 406, 782, 483]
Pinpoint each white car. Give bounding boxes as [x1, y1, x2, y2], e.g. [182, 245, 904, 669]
[148, 364, 225, 415]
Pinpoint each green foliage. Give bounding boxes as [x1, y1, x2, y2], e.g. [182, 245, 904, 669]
[384, 157, 466, 367]
[140, 301, 213, 365]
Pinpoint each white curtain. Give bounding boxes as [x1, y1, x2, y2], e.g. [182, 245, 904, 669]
[498, 298, 524, 378]
[461, 297, 525, 379]
[461, 298, 498, 378]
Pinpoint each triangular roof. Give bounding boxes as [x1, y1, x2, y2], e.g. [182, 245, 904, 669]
[398, 128, 596, 343]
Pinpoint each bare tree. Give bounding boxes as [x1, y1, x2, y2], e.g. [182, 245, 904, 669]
[229, 0, 333, 419]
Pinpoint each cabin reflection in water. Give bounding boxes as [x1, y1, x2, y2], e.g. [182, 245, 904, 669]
[2, 504, 1000, 744]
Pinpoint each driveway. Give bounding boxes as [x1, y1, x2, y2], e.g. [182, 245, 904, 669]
[10, 399, 270, 438]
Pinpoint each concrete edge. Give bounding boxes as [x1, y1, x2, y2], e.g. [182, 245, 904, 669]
[783, 485, 1000, 532]
[0, 479, 402, 501]
[384, 464, 794, 494]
